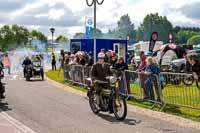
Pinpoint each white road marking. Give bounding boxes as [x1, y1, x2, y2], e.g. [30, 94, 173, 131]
[0, 109, 37, 133]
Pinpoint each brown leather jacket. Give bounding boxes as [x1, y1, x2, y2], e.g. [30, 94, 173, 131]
[91, 63, 112, 81]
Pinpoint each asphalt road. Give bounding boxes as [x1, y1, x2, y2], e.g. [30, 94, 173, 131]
[0, 74, 199, 133]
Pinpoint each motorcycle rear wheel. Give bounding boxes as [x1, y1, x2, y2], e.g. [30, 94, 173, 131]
[26, 73, 30, 81]
[113, 94, 127, 121]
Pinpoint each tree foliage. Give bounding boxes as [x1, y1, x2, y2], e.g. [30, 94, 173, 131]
[175, 30, 200, 44]
[73, 32, 85, 39]
[187, 35, 200, 45]
[30, 30, 47, 42]
[55, 35, 69, 43]
[0, 24, 48, 51]
[137, 13, 173, 43]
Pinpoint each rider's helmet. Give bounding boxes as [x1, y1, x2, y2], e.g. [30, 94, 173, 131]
[25, 56, 29, 60]
[98, 52, 105, 59]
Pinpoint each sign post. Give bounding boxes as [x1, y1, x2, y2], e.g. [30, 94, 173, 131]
[86, 0, 104, 63]
[85, 17, 94, 39]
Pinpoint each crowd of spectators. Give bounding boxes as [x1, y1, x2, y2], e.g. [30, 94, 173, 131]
[52, 49, 129, 71]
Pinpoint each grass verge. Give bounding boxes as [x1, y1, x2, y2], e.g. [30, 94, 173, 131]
[45, 70, 200, 122]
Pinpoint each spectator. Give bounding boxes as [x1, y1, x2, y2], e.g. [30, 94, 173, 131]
[187, 53, 200, 80]
[110, 52, 118, 68]
[144, 56, 161, 102]
[105, 50, 112, 63]
[2, 53, 11, 74]
[87, 52, 94, 66]
[64, 54, 70, 65]
[137, 51, 147, 98]
[51, 53, 56, 70]
[115, 57, 131, 96]
[100, 48, 105, 53]
[69, 54, 77, 65]
[79, 53, 86, 66]
[115, 57, 128, 70]
[59, 50, 65, 69]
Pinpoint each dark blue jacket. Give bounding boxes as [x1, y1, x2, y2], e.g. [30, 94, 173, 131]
[115, 63, 128, 71]
[22, 59, 32, 66]
[145, 63, 160, 75]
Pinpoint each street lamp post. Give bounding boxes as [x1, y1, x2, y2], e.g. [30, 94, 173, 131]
[50, 28, 55, 53]
[86, 0, 104, 63]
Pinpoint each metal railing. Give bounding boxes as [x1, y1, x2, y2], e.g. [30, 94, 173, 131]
[63, 64, 200, 110]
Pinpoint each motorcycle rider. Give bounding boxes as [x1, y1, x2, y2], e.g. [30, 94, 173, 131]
[90, 52, 113, 111]
[22, 56, 32, 77]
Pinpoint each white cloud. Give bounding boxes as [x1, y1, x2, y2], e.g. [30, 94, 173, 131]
[0, 0, 200, 37]
[48, 9, 65, 20]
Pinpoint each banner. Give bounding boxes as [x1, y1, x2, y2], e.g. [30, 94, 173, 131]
[85, 17, 94, 39]
[149, 32, 158, 53]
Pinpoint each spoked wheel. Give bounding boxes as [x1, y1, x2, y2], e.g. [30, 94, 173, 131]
[88, 90, 100, 114]
[113, 94, 127, 121]
[183, 75, 194, 86]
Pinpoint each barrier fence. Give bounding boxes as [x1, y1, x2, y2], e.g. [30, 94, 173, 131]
[64, 64, 200, 110]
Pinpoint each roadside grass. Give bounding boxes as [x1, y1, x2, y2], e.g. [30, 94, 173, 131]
[45, 70, 200, 122]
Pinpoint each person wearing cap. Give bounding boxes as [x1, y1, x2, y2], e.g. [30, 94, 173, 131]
[90, 52, 112, 108]
[91, 52, 112, 81]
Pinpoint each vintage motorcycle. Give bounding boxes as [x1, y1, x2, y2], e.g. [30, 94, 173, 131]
[86, 70, 127, 121]
[24, 61, 44, 81]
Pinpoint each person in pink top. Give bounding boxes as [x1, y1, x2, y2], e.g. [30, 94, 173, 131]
[137, 51, 147, 99]
[2, 53, 11, 74]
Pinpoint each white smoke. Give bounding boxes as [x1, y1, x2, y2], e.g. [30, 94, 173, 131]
[7, 48, 52, 74]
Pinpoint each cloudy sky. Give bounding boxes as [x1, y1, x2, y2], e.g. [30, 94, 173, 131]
[0, 0, 200, 38]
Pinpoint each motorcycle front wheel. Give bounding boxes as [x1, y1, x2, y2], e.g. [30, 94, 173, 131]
[113, 94, 127, 121]
[88, 90, 100, 114]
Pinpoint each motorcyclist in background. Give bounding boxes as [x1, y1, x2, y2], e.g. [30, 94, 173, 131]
[22, 56, 32, 77]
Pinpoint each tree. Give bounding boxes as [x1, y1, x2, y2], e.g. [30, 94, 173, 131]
[115, 14, 136, 43]
[30, 30, 47, 42]
[73, 32, 85, 39]
[55, 35, 69, 43]
[187, 35, 200, 45]
[137, 13, 173, 43]
[175, 30, 200, 44]
[0, 25, 15, 51]
[12, 25, 29, 46]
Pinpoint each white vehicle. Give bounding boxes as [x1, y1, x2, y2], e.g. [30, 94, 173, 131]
[132, 41, 163, 65]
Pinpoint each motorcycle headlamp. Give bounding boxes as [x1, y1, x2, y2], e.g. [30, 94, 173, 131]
[109, 76, 117, 84]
